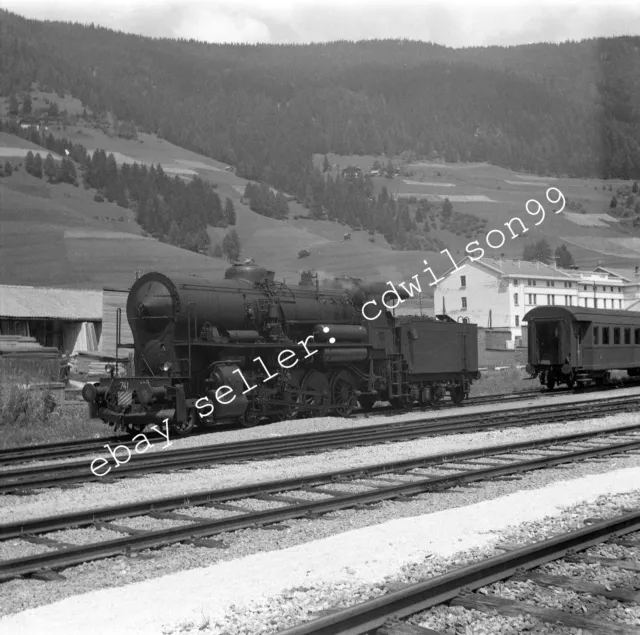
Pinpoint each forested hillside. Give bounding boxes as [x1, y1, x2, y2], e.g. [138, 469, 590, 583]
[1, 10, 639, 234]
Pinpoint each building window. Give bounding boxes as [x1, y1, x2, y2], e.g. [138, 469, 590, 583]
[593, 326, 599, 345]
[514, 293, 519, 306]
[546, 280, 555, 287]
[565, 295, 570, 306]
[460, 275, 466, 288]
[614, 327, 620, 345]
[515, 315, 520, 327]
[547, 294, 554, 305]
[564, 282, 572, 288]
[461, 297, 467, 309]
[619, 299, 622, 309]
[527, 293, 536, 305]
[625, 328, 631, 345]
[635, 329, 640, 345]
[527, 279, 536, 286]
[594, 298, 598, 309]
[604, 299, 607, 309]
[513, 279, 519, 286]
[583, 285, 587, 291]
[603, 327, 610, 345]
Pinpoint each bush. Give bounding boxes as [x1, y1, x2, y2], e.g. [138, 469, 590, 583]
[94, 194, 104, 203]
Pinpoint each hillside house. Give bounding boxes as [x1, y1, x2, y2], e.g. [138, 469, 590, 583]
[342, 166, 363, 184]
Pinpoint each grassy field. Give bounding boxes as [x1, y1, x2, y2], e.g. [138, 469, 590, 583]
[2, 112, 639, 293]
[314, 153, 640, 271]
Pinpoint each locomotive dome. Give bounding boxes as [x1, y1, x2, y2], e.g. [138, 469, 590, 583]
[224, 261, 274, 284]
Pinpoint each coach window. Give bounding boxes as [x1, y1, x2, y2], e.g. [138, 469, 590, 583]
[635, 328, 640, 345]
[603, 327, 610, 345]
[614, 327, 620, 345]
[625, 328, 631, 345]
[593, 326, 599, 345]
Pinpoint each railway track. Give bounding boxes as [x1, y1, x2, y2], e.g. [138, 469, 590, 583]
[276, 511, 640, 635]
[0, 389, 545, 467]
[1, 394, 638, 494]
[1, 423, 640, 583]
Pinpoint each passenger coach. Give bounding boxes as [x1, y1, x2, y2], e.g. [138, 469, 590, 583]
[524, 306, 640, 390]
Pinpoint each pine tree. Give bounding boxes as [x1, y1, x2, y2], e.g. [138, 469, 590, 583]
[22, 95, 32, 115]
[224, 197, 236, 225]
[212, 243, 223, 258]
[25, 151, 35, 175]
[633, 181, 639, 194]
[610, 196, 618, 208]
[554, 244, 575, 268]
[222, 229, 241, 261]
[322, 155, 330, 173]
[442, 198, 453, 219]
[32, 153, 43, 178]
[44, 153, 57, 183]
[8, 95, 19, 115]
[523, 238, 552, 263]
[3, 161, 12, 176]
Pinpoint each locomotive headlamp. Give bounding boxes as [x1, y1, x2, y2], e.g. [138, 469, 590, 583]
[105, 364, 115, 376]
[162, 361, 172, 372]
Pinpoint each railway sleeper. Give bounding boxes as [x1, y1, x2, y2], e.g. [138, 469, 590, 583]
[450, 593, 639, 635]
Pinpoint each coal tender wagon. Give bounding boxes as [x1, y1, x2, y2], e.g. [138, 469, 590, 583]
[524, 305, 640, 390]
[83, 263, 480, 436]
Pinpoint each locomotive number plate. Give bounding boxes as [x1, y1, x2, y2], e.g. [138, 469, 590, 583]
[112, 380, 130, 391]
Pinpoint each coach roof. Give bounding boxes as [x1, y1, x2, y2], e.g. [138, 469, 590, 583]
[523, 305, 640, 323]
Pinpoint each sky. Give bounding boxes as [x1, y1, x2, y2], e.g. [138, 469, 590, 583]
[1, 0, 639, 47]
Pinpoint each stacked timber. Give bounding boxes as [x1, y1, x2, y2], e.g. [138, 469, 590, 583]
[75, 350, 132, 377]
[0, 336, 59, 359]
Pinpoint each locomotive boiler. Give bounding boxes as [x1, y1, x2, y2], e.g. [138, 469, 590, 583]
[83, 263, 481, 436]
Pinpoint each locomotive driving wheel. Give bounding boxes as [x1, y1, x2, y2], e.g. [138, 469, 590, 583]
[329, 369, 357, 416]
[300, 369, 329, 417]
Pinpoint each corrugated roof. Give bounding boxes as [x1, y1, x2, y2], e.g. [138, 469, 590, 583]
[0, 285, 102, 320]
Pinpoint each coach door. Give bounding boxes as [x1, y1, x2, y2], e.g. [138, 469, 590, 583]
[534, 319, 563, 365]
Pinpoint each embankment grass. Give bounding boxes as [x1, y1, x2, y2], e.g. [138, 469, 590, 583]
[472, 364, 535, 396]
[0, 362, 109, 449]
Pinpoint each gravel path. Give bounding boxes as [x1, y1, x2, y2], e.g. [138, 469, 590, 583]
[3, 411, 639, 524]
[1, 460, 639, 632]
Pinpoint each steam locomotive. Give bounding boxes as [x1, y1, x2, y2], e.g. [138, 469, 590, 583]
[82, 263, 480, 436]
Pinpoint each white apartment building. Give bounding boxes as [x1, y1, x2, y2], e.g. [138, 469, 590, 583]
[433, 257, 631, 339]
